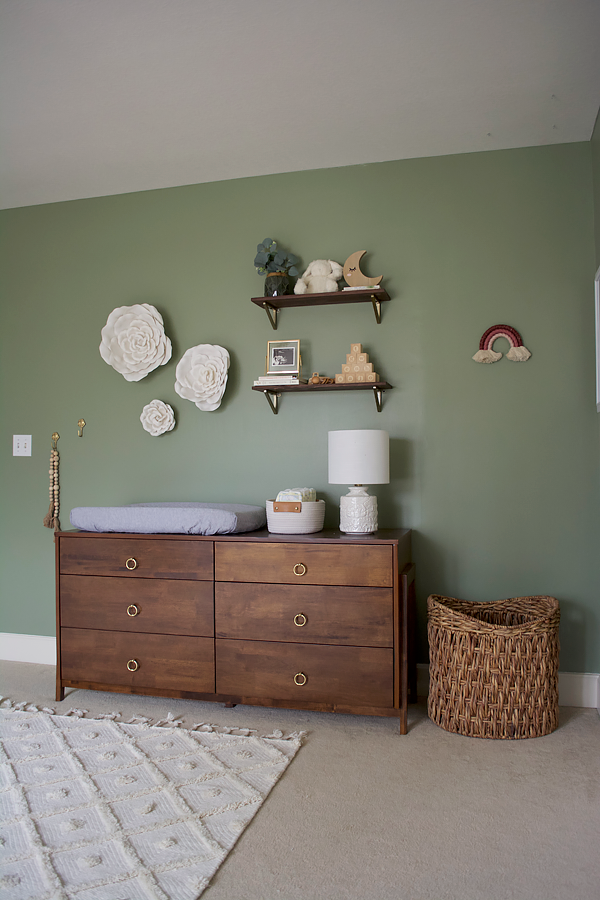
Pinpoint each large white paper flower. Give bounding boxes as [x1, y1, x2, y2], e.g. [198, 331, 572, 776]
[174, 344, 230, 411]
[140, 399, 176, 436]
[99, 304, 172, 381]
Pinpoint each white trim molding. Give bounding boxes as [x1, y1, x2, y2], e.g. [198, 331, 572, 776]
[558, 672, 600, 710]
[417, 664, 599, 709]
[0, 633, 56, 666]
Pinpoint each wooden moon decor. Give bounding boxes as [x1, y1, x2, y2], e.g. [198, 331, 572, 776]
[343, 251, 383, 288]
[473, 325, 531, 363]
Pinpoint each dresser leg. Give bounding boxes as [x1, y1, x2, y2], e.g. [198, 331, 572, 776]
[56, 685, 64, 702]
[399, 707, 408, 735]
[400, 563, 416, 733]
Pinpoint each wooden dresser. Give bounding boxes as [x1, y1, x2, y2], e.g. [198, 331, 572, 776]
[55, 528, 415, 733]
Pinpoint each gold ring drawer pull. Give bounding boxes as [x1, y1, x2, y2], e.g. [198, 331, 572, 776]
[293, 563, 307, 577]
[125, 558, 138, 571]
[126, 604, 139, 617]
[294, 613, 307, 627]
[294, 672, 307, 686]
[126, 659, 139, 672]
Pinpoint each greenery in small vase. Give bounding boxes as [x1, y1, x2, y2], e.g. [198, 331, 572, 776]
[254, 238, 300, 277]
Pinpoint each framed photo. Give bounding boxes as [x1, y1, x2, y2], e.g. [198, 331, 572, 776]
[267, 339, 301, 375]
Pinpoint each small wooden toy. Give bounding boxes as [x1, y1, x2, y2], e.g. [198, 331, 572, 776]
[309, 372, 334, 385]
[335, 343, 379, 383]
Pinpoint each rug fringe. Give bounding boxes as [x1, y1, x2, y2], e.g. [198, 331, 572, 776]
[0, 696, 307, 742]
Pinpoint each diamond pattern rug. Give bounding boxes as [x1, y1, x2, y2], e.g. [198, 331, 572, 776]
[0, 702, 305, 899]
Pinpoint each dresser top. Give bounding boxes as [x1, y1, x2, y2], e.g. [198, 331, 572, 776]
[56, 528, 410, 546]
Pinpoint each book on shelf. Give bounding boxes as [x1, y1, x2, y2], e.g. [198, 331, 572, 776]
[342, 284, 383, 291]
[254, 375, 307, 385]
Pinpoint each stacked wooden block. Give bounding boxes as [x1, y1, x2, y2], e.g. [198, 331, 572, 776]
[335, 343, 379, 384]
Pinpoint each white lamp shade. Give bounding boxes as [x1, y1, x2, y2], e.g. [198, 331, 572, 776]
[328, 430, 389, 485]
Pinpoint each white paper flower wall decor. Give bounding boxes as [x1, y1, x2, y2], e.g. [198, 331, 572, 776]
[140, 400, 176, 436]
[99, 303, 172, 381]
[174, 344, 230, 411]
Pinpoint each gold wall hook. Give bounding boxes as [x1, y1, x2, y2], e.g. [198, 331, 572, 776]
[77, 418, 86, 437]
[51, 432, 60, 449]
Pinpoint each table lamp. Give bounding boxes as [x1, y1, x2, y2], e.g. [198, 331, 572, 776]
[328, 429, 389, 533]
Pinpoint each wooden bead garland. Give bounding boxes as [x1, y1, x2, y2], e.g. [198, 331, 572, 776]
[43, 437, 61, 531]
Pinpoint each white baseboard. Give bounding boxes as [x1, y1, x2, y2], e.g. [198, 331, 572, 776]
[0, 633, 56, 666]
[416, 663, 599, 710]
[558, 672, 600, 710]
[1, 636, 598, 710]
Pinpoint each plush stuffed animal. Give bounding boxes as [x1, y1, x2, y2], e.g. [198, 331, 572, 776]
[294, 259, 343, 294]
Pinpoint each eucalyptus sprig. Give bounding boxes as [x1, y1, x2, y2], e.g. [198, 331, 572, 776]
[254, 238, 300, 276]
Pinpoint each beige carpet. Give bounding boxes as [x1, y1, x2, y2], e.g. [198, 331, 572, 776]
[1, 660, 599, 900]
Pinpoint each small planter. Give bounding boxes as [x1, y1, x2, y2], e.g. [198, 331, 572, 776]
[264, 272, 290, 297]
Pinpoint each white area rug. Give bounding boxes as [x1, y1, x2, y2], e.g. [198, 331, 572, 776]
[0, 701, 304, 900]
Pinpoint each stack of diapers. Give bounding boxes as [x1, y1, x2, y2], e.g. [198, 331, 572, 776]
[275, 488, 317, 502]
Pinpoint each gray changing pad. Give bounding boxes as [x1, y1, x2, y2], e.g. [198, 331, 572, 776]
[70, 501, 266, 535]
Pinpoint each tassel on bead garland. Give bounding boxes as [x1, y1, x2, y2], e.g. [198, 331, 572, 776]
[43, 447, 61, 531]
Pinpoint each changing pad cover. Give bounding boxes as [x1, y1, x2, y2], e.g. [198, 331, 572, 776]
[70, 501, 266, 535]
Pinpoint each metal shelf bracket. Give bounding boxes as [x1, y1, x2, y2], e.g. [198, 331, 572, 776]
[263, 301, 278, 330]
[263, 390, 280, 414]
[370, 295, 382, 324]
[373, 387, 384, 412]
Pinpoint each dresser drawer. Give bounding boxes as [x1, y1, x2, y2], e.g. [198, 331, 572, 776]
[216, 639, 393, 708]
[215, 542, 392, 587]
[60, 628, 215, 693]
[215, 583, 393, 647]
[59, 537, 213, 580]
[60, 575, 214, 636]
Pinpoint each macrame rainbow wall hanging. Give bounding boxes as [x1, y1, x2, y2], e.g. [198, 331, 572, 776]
[473, 325, 531, 364]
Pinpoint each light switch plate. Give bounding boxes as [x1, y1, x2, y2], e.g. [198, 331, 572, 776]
[13, 435, 32, 456]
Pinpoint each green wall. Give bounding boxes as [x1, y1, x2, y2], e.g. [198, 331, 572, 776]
[2, 142, 598, 671]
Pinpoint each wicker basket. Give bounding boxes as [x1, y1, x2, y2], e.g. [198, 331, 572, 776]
[427, 594, 560, 739]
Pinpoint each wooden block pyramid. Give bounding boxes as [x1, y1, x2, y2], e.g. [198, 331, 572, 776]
[335, 343, 379, 384]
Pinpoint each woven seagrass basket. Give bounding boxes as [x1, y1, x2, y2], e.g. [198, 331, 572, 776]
[427, 594, 560, 739]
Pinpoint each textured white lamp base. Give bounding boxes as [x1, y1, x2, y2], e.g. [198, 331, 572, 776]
[339, 486, 378, 534]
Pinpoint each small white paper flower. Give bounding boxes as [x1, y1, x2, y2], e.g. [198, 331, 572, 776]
[140, 400, 175, 436]
[99, 304, 172, 381]
[174, 344, 230, 411]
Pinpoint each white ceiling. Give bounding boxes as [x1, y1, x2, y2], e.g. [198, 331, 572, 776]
[1, 0, 599, 210]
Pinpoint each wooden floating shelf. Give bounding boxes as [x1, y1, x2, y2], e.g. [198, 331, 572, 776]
[252, 381, 393, 414]
[251, 287, 390, 329]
